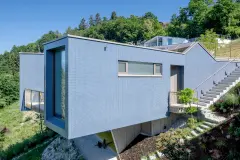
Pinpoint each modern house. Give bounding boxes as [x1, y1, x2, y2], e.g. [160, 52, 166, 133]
[20, 35, 240, 154]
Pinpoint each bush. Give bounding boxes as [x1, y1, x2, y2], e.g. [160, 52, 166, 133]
[0, 129, 56, 160]
[185, 107, 198, 115]
[187, 118, 198, 128]
[156, 128, 194, 159]
[228, 115, 240, 137]
[213, 93, 239, 114]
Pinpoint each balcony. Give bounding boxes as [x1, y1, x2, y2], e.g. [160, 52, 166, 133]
[169, 92, 197, 114]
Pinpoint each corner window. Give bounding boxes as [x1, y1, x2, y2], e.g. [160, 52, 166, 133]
[118, 61, 162, 76]
[54, 48, 65, 120]
[24, 89, 44, 114]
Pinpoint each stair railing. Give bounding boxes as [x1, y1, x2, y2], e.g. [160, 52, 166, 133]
[194, 57, 240, 100]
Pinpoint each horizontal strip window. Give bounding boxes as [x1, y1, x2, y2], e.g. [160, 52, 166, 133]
[118, 61, 162, 76]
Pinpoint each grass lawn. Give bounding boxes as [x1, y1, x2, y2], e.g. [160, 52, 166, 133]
[0, 102, 55, 159]
[215, 38, 240, 58]
[97, 131, 117, 152]
[0, 102, 43, 150]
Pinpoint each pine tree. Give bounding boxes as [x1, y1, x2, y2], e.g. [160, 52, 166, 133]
[79, 18, 87, 30]
[89, 15, 95, 26]
[95, 13, 102, 25]
[110, 11, 117, 20]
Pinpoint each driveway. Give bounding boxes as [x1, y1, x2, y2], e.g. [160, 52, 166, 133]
[74, 134, 117, 160]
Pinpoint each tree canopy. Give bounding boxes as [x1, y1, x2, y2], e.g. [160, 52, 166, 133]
[168, 0, 240, 38]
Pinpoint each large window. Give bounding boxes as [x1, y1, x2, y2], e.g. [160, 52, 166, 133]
[118, 61, 162, 76]
[54, 48, 65, 120]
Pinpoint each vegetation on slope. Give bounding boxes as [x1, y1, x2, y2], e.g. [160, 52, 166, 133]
[0, 102, 55, 159]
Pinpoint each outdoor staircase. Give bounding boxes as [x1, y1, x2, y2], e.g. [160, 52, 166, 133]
[197, 66, 240, 108]
[196, 66, 240, 123]
[141, 64, 240, 160]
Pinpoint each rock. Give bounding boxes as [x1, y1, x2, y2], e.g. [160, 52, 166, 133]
[42, 136, 82, 160]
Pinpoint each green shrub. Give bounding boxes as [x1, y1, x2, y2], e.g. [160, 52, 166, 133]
[223, 93, 239, 106]
[156, 128, 194, 159]
[209, 105, 216, 112]
[228, 115, 240, 137]
[185, 107, 198, 115]
[187, 118, 198, 128]
[214, 93, 239, 114]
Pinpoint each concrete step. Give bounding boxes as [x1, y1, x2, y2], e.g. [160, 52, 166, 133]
[219, 81, 233, 85]
[156, 151, 164, 158]
[228, 75, 240, 78]
[197, 102, 208, 107]
[149, 153, 157, 160]
[191, 130, 199, 137]
[230, 72, 240, 75]
[211, 87, 225, 92]
[200, 124, 210, 129]
[221, 78, 237, 82]
[196, 127, 205, 133]
[141, 156, 148, 160]
[203, 93, 217, 98]
[216, 83, 230, 87]
[200, 96, 214, 101]
[203, 121, 216, 127]
[207, 89, 222, 93]
[185, 135, 193, 140]
[199, 99, 211, 104]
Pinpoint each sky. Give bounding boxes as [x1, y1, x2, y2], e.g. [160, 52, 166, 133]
[0, 0, 189, 54]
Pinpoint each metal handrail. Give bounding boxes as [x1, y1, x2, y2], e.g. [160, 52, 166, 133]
[194, 52, 240, 95]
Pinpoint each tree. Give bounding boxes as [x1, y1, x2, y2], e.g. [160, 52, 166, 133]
[168, 0, 240, 38]
[36, 31, 62, 52]
[95, 13, 102, 25]
[89, 15, 95, 26]
[199, 29, 218, 52]
[178, 88, 198, 119]
[142, 12, 158, 20]
[206, 0, 240, 38]
[103, 17, 108, 22]
[110, 11, 117, 20]
[79, 18, 87, 30]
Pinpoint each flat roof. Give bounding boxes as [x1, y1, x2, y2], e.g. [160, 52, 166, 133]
[19, 52, 43, 55]
[43, 34, 192, 55]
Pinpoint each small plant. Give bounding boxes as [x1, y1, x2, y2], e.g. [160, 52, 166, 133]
[178, 88, 198, 123]
[187, 118, 198, 128]
[209, 105, 216, 112]
[214, 140, 226, 149]
[185, 107, 198, 116]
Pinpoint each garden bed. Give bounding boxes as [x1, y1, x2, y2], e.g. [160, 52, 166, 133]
[188, 114, 240, 159]
[119, 134, 157, 160]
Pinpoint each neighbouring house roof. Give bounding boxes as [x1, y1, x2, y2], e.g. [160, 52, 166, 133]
[155, 42, 194, 53]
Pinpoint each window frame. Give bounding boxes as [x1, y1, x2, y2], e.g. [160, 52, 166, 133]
[118, 61, 128, 74]
[154, 63, 162, 75]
